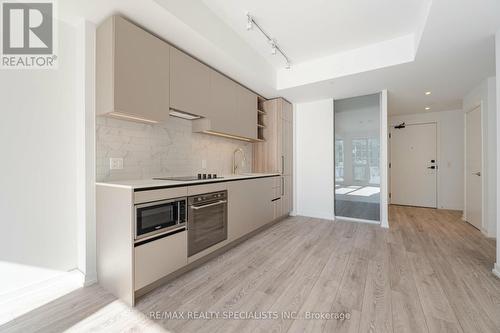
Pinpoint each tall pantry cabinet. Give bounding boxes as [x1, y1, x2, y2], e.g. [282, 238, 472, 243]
[253, 98, 293, 218]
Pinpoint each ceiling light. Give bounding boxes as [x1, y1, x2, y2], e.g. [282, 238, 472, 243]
[425, 107, 431, 110]
[425, 91, 432, 95]
[169, 109, 202, 120]
[270, 40, 277, 55]
[245, 12, 291, 69]
[246, 13, 253, 30]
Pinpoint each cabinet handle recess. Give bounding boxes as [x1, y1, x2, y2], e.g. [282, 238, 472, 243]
[282, 177, 284, 196]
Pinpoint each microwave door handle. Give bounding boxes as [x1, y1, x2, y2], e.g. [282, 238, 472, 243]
[190, 200, 227, 210]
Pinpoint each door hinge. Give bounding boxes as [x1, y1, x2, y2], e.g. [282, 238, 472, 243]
[389, 193, 391, 199]
[389, 163, 391, 168]
[389, 133, 391, 139]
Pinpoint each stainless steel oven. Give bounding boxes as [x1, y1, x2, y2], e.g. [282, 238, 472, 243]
[188, 191, 227, 256]
[135, 197, 187, 240]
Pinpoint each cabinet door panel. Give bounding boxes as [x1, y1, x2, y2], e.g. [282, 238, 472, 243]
[236, 86, 257, 140]
[281, 100, 293, 175]
[209, 70, 238, 133]
[170, 48, 210, 117]
[282, 174, 293, 215]
[273, 198, 283, 220]
[113, 16, 170, 122]
[228, 178, 274, 241]
[134, 231, 187, 290]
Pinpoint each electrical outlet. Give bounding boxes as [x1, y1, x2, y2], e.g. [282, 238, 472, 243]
[110, 157, 123, 170]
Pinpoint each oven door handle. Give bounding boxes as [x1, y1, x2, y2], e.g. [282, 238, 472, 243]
[190, 200, 227, 210]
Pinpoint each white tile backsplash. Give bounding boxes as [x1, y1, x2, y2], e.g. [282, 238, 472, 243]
[96, 116, 252, 182]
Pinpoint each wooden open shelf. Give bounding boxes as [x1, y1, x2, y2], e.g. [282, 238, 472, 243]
[257, 96, 267, 141]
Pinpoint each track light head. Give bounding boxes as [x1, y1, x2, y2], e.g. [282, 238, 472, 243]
[270, 40, 277, 55]
[246, 13, 253, 30]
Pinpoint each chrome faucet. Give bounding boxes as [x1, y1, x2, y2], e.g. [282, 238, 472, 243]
[232, 148, 247, 174]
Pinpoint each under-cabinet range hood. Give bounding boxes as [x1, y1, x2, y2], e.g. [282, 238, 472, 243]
[169, 108, 202, 120]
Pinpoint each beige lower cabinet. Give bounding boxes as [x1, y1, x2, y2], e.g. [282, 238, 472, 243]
[134, 231, 187, 291]
[98, 176, 280, 306]
[282, 175, 293, 215]
[272, 197, 283, 220]
[227, 177, 276, 241]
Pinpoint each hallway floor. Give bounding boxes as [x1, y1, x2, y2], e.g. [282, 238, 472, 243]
[1, 206, 498, 333]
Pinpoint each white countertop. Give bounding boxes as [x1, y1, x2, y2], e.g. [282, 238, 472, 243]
[96, 173, 281, 190]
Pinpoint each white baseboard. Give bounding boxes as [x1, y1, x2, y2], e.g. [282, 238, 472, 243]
[493, 264, 500, 279]
[83, 272, 97, 287]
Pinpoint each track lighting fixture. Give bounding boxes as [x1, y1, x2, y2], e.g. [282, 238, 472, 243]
[270, 40, 277, 55]
[246, 12, 291, 69]
[246, 13, 253, 30]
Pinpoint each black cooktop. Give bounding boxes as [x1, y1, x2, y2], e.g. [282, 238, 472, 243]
[153, 175, 224, 181]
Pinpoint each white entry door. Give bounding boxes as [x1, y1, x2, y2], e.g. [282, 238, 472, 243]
[465, 107, 482, 229]
[390, 123, 437, 208]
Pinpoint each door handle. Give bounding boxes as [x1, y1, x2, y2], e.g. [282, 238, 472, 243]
[473, 172, 481, 176]
[427, 166, 436, 169]
[281, 177, 284, 196]
[190, 200, 227, 210]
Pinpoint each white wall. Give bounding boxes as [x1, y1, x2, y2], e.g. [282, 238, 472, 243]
[495, 30, 500, 277]
[389, 110, 464, 211]
[463, 77, 497, 238]
[295, 99, 335, 220]
[0, 21, 79, 288]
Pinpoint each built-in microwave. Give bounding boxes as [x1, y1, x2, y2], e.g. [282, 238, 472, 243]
[135, 197, 187, 241]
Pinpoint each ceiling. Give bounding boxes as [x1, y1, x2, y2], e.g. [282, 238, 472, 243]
[202, 0, 426, 64]
[278, 0, 499, 114]
[60, 0, 500, 115]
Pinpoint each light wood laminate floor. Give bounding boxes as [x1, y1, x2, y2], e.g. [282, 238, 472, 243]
[1, 206, 499, 333]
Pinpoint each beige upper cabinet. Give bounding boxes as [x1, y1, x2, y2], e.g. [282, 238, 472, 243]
[208, 69, 238, 132]
[170, 48, 210, 117]
[96, 16, 170, 123]
[236, 86, 258, 140]
[97, 15, 258, 139]
[193, 69, 258, 140]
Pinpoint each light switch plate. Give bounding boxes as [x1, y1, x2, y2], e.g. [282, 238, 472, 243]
[110, 157, 124, 170]
[201, 159, 207, 169]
